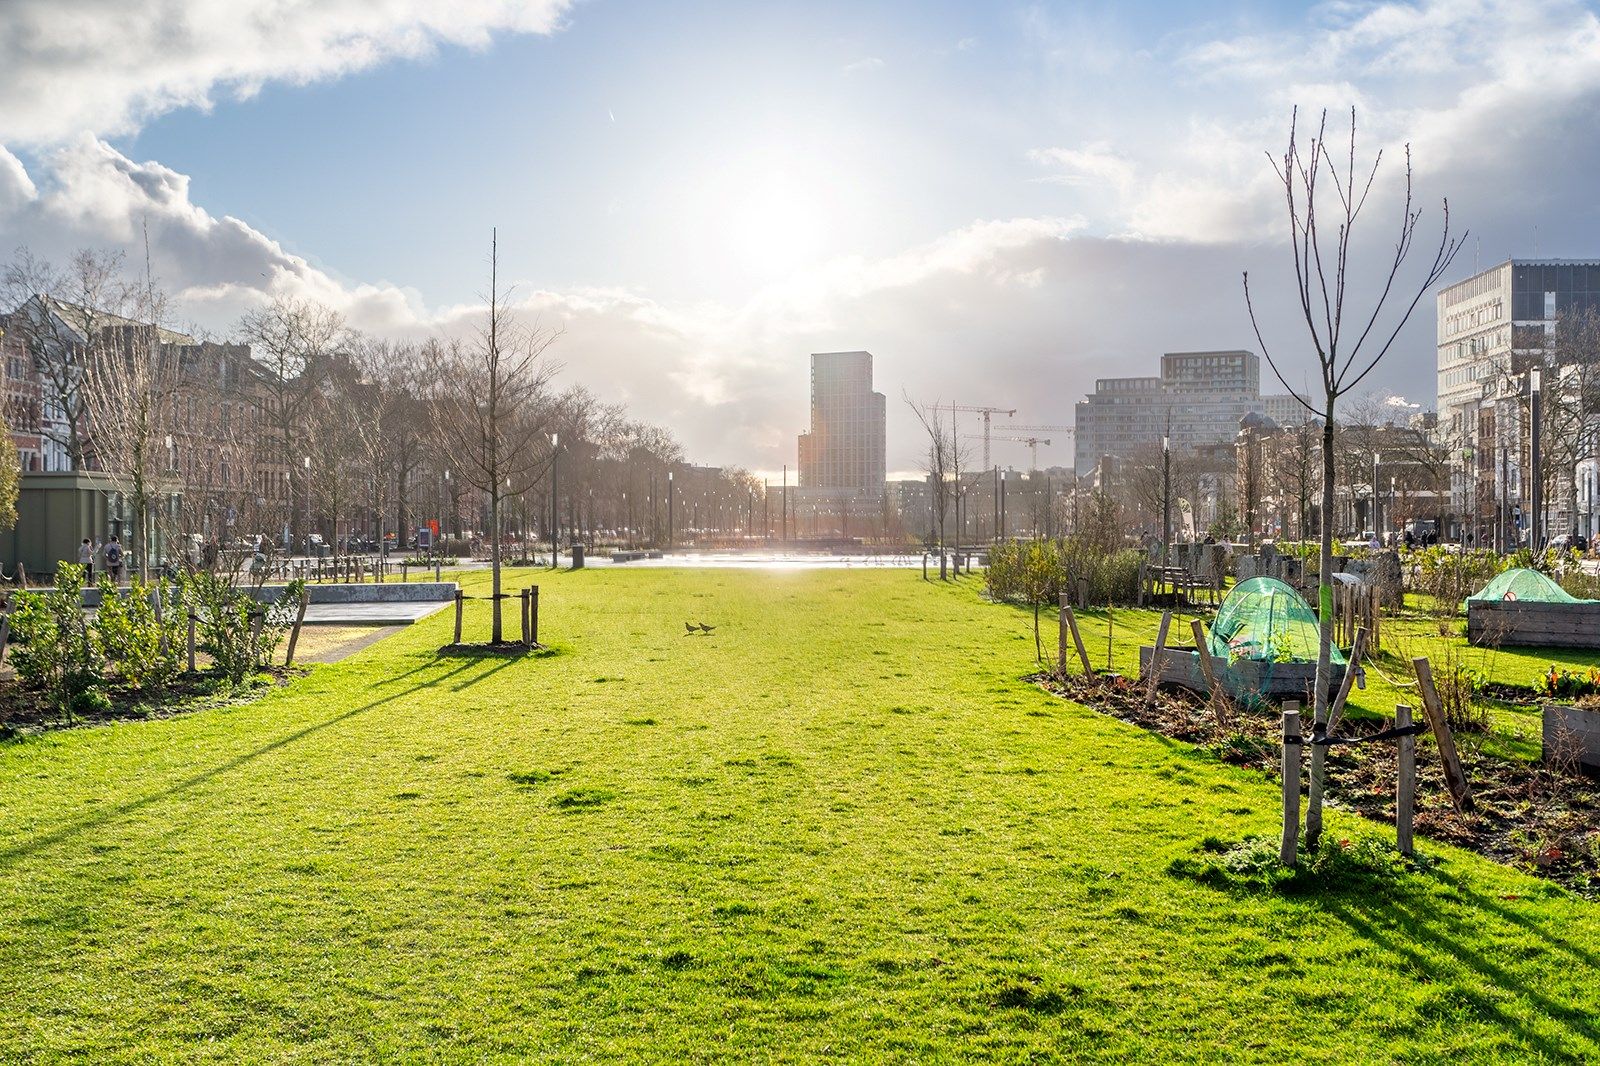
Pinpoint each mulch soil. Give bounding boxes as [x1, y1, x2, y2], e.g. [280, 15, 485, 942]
[1030, 670, 1600, 897]
[0, 667, 297, 738]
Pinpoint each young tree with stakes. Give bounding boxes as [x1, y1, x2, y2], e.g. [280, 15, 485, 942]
[427, 233, 560, 644]
[1243, 107, 1465, 851]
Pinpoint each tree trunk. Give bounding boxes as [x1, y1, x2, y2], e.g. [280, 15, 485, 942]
[1306, 401, 1337, 849]
[490, 488, 503, 643]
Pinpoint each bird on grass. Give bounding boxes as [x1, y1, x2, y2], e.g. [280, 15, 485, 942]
[684, 622, 698, 635]
[697, 622, 716, 633]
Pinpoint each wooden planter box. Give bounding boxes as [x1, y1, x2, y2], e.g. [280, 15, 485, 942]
[1543, 703, 1600, 773]
[1467, 601, 1600, 649]
[1140, 646, 1346, 701]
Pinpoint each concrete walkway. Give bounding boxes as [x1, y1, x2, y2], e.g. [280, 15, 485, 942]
[301, 601, 451, 626]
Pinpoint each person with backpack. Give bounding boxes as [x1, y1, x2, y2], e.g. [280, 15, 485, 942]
[104, 536, 124, 584]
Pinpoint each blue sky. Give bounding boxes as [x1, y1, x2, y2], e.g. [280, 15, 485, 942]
[106, 0, 1310, 303]
[3, 0, 1600, 473]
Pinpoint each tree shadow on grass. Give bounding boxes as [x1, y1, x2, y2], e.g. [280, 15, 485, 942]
[0, 659, 478, 869]
[1326, 897, 1600, 1060]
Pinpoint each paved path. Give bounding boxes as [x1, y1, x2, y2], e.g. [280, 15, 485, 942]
[302, 602, 450, 626]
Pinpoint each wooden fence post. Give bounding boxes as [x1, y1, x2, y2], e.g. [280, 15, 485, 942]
[284, 590, 310, 667]
[187, 612, 197, 672]
[453, 590, 464, 645]
[1412, 656, 1475, 812]
[520, 587, 530, 647]
[1324, 627, 1368, 735]
[1396, 703, 1416, 857]
[530, 585, 539, 646]
[1144, 610, 1172, 707]
[1281, 702, 1302, 866]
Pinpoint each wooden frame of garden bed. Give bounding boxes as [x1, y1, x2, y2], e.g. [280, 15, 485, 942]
[1467, 600, 1600, 649]
[1139, 646, 1346, 701]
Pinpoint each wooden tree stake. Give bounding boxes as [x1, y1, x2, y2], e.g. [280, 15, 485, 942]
[530, 585, 539, 646]
[1412, 656, 1475, 812]
[187, 612, 197, 673]
[284, 590, 309, 667]
[1309, 625, 1367, 848]
[1144, 610, 1172, 708]
[1281, 702, 1302, 866]
[453, 590, 464, 645]
[1063, 603, 1092, 675]
[1396, 702, 1416, 856]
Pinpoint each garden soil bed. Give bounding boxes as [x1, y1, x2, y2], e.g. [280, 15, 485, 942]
[1029, 670, 1600, 897]
[0, 667, 299, 739]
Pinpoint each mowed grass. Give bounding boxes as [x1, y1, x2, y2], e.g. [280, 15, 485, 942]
[1, 569, 1598, 1062]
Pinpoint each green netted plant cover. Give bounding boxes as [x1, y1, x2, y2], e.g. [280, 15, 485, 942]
[1209, 577, 1344, 665]
[1466, 567, 1591, 606]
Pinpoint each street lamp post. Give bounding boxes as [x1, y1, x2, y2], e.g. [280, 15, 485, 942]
[303, 456, 311, 555]
[1161, 434, 1171, 560]
[1531, 367, 1543, 550]
[550, 433, 560, 568]
[667, 469, 675, 549]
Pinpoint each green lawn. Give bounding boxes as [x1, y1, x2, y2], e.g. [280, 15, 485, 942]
[2, 568, 1599, 1062]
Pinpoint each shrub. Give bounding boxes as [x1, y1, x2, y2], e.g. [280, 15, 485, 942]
[9, 563, 104, 719]
[93, 576, 185, 691]
[182, 573, 305, 683]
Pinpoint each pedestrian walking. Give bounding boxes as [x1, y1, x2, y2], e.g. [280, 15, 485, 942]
[104, 536, 124, 584]
[78, 537, 95, 579]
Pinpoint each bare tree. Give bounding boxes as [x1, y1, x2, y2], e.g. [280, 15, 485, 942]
[427, 233, 560, 644]
[80, 259, 181, 581]
[2, 248, 133, 471]
[906, 396, 957, 579]
[1243, 107, 1465, 850]
[236, 295, 351, 547]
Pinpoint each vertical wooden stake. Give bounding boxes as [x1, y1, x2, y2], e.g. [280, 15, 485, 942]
[453, 590, 464, 645]
[1309, 626, 1367, 850]
[0, 607, 11, 670]
[1395, 703, 1416, 857]
[1057, 593, 1069, 677]
[1412, 656, 1475, 812]
[187, 612, 197, 672]
[1144, 610, 1172, 707]
[520, 588, 530, 647]
[530, 585, 539, 646]
[1063, 605, 1092, 675]
[284, 590, 309, 667]
[1281, 703, 1302, 867]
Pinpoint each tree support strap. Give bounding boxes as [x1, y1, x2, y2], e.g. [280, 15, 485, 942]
[1308, 722, 1430, 747]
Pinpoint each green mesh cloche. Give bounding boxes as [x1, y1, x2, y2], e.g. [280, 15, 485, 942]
[1466, 567, 1592, 607]
[1208, 577, 1344, 665]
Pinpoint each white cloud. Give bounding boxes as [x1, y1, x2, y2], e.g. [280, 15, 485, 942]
[0, 0, 571, 144]
[1033, 0, 1600, 244]
[843, 56, 885, 74]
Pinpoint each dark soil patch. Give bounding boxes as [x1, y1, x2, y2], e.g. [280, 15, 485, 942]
[1030, 670, 1600, 897]
[437, 641, 546, 656]
[0, 667, 298, 739]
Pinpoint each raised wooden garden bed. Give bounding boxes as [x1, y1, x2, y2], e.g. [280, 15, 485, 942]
[1467, 600, 1600, 649]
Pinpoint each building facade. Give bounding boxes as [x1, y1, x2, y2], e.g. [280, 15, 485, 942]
[1073, 349, 1294, 472]
[1435, 259, 1600, 544]
[797, 350, 886, 499]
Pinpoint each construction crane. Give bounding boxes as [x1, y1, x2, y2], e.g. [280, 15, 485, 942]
[1008, 423, 1074, 435]
[942, 404, 1015, 469]
[964, 434, 1053, 471]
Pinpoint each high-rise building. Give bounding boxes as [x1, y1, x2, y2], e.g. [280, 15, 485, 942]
[797, 351, 886, 498]
[1436, 259, 1600, 541]
[1073, 350, 1273, 472]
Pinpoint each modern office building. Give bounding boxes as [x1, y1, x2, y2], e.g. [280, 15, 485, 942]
[1073, 350, 1275, 471]
[1435, 259, 1600, 542]
[797, 351, 886, 498]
